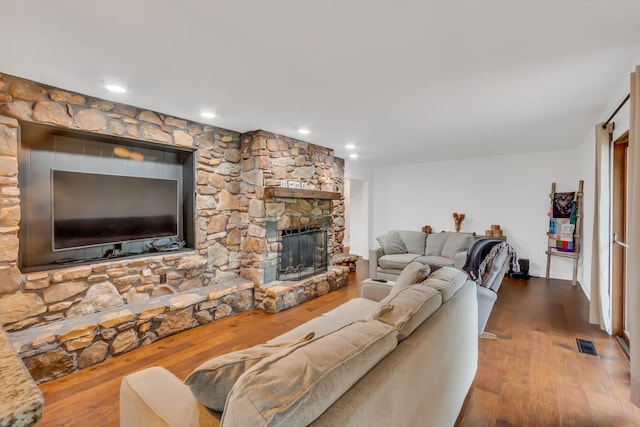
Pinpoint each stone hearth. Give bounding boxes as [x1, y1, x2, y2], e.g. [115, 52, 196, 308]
[255, 266, 347, 314]
[2, 252, 209, 332]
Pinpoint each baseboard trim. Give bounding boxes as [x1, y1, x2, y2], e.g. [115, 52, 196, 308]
[479, 331, 511, 340]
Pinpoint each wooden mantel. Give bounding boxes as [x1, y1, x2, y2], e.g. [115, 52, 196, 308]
[263, 187, 341, 200]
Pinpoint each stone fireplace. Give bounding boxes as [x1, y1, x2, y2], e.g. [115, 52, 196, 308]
[0, 73, 347, 382]
[238, 130, 344, 288]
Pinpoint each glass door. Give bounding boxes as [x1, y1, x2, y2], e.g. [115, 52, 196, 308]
[612, 131, 629, 346]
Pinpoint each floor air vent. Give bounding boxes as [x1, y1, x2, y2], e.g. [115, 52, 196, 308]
[576, 338, 598, 356]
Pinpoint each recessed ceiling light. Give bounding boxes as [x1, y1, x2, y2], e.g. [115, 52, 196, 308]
[105, 83, 127, 93]
[297, 127, 311, 135]
[349, 153, 359, 159]
[345, 143, 356, 150]
[200, 111, 216, 119]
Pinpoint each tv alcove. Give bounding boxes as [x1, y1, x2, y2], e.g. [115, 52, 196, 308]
[19, 122, 195, 271]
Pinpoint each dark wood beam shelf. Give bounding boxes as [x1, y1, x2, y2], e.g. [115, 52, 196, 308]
[263, 187, 341, 200]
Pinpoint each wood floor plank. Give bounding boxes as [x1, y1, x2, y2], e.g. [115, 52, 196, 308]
[458, 387, 499, 427]
[495, 382, 529, 427]
[556, 382, 596, 427]
[34, 266, 640, 427]
[472, 361, 505, 396]
[526, 331, 560, 427]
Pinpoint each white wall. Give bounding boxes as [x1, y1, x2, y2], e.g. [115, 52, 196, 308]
[347, 179, 369, 257]
[371, 149, 583, 280]
[343, 179, 351, 248]
[577, 131, 595, 299]
[344, 160, 372, 258]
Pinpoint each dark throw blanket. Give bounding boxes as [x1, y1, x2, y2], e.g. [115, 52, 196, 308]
[462, 238, 520, 285]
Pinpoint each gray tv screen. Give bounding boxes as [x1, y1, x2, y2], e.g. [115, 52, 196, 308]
[52, 170, 178, 250]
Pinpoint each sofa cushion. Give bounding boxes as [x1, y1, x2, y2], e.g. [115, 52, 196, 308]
[377, 231, 407, 254]
[393, 230, 427, 255]
[376, 268, 407, 276]
[360, 279, 395, 302]
[425, 232, 449, 256]
[423, 267, 468, 302]
[185, 332, 315, 411]
[441, 233, 474, 259]
[268, 298, 377, 344]
[390, 261, 431, 296]
[378, 253, 420, 270]
[222, 320, 397, 427]
[370, 285, 442, 341]
[414, 255, 455, 268]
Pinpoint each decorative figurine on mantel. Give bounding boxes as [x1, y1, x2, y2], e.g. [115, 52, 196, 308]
[421, 225, 432, 234]
[452, 212, 465, 232]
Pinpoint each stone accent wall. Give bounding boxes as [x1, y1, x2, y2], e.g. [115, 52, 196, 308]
[0, 73, 346, 382]
[239, 131, 345, 286]
[0, 116, 20, 311]
[0, 73, 246, 332]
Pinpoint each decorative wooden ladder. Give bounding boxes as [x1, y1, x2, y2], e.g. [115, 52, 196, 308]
[545, 180, 583, 286]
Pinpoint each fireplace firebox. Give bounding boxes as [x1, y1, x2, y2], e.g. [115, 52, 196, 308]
[278, 225, 328, 281]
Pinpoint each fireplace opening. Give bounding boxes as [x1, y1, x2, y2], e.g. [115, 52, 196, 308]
[278, 224, 328, 281]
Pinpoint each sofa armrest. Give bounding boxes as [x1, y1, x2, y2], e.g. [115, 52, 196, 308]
[476, 285, 498, 334]
[360, 279, 393, 302]
[453, 251, 467, 269]
[120, 367, 221, 427]
[482, 248, 511, 292]
[369, 246, 384, 280]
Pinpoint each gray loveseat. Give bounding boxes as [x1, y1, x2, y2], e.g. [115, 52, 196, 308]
[369, 230, 475, 281]
[120, 266, 478, 427]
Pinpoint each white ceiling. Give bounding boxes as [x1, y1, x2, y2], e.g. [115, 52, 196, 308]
[2, 1, 640, 167]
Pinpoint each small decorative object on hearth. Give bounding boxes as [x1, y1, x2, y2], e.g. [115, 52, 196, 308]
[421, 225, 432, 234]
[452, 212, 465, 232]
[150, 237, 186, 252]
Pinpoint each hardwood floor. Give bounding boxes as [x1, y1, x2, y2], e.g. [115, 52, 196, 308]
[456, 276, 640, 427]
[36, 262, 640, 426]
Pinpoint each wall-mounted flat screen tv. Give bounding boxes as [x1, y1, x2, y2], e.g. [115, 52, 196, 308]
[52, 170, 178, 250]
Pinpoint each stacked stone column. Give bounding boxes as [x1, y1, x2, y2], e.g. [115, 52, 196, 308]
[239, 131, 345, 286]
[0, 115, 23, 319]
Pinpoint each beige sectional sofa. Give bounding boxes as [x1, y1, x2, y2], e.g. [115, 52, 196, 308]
[370, 230, 475, 281]
[120, 265, 478, 427]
